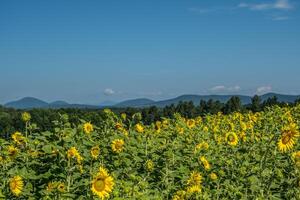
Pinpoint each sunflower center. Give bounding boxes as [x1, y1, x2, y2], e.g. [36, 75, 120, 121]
[94, 178, 105, 191]
[92, 149, 98, 155]
[282, 133, 292, 144]
[11, 181, 17, 189]
[116, 143, 122, 149]
[228, 135, 235, 142]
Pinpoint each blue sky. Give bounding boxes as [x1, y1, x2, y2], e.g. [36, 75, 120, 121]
[0, 0, 300, 104]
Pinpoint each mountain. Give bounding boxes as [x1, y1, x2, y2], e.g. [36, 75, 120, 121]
[5, 97, 49, 109]
[99, 100, 117, 107]
[50, 101, 69, 106]
[114, 93, 300, 108]
[114, 98, 155, 107]
[5, 97, 100, 109]
[4, 93, 300, 109]
[148, 94, 252, 107]
[260, 93, 300, 103]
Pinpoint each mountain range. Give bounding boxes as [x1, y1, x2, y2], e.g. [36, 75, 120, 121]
[3, 93, 300, 109]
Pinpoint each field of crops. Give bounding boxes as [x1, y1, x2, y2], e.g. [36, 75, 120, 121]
[1, 105, 300, 199]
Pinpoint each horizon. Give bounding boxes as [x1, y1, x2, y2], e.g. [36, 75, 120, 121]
[3, 92, 300, 106]
[1, 0, 300, 104]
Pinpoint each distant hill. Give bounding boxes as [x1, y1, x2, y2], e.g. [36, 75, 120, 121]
[114, 93, 300, 108]
[5, 97, 49, 109]
[4, 93, 300, 109]
[147, 94, 252, 107]
[4, 97, 100, 109]
[260, 93, 300, 103]
[50, 101, 69, 106]
[114, 98, 155, 107]
[99, 101, 117, 107]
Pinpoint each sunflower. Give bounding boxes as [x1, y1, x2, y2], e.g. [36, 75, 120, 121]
[187, 171, 202, 186]
[121, 113, 127, 120]
[9, 176, 23, 196]
[67, 147, 79, 159]
[278, 125, 299, 152]
[46, 181, 57, 192]
[225, 132, 239, 146]
[83, 122, 94, 134]
[12, 132, 25, 145]
[91, 146, 100, 159]
[21, 112, 31, 122]
[194, 142, 209, 153]
[8, 145, 18, 157]
[203, 126, 209, 132]
[91, 167, 114, 199]
[155, 121, 162, 133]
[135, 123, 144, 133]
[57, 182, 65, 193]
[176, 125, 184, 134]
[292, 151, 300, 162]
[187, 185, 201, 194]
[292, 151, 300, 167]
[146, 159, 154, 172]
[111, 139, 125, 153]
[199, 156, 211, 171]
[172, 190, 186, 200]
[210, 172, 218, 181]
[115, 122, 123, 130]
[67, 147, 83, 164]
[186, 119, 196, 129]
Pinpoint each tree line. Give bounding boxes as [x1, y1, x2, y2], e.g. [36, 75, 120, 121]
[1, 95, 299, 138]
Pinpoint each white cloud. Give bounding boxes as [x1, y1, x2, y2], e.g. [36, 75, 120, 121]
[103, 88, 115, 96]
[256, 86, 272, 94]
[210, 85, 241, 93]
[271, 15, 290, 20]
[238, 0, 293, 11]
[274, 0, 293, 9]
[210, 85, 226, 91]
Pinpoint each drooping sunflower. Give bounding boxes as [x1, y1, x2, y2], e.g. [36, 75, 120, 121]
[46, 181, 57, 192]
[155, 121, 162, 133]
[91, 146, 100, 159]
[225, 132, 239, 146]
[8, 145, 18, 157]
[83, 122, 94, 134]
[187, 171, 202, 186]
[9, 176, 24, 196]
[12, 132, 25, 145]
[115, 122, 123, 130]
[199, 156, 211, 171]
[67, 147, 83, 164]
[135, 123, 144, 133]
[111, 139, 125, 153]
[91, 167, 114, 199]
[278, 125, 299, 152]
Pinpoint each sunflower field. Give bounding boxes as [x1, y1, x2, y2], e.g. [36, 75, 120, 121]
[1, 105, 300, 200]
